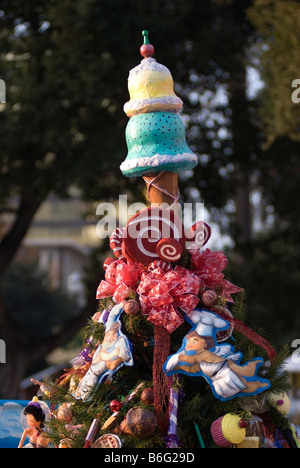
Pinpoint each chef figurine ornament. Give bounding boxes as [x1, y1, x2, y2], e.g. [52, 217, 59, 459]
[164, 310, 271, 402]
[75, 302, 134, 401]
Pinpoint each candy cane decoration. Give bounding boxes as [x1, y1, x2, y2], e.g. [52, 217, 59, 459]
[148, 259, 173, 273]
[84, 418, 100, 448]
[109, 227, 125, 259]
[167, 387, 180, 448]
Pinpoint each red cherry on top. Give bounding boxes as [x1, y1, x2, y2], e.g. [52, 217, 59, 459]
[239, 419, 249, 429]
[140, 30, 155, 58]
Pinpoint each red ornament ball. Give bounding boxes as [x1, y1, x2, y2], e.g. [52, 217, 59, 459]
[123, 299, 140, 316]
[202, 290, 218, 307]
[109, 399, 123, 412]
[140, 388, 154, 405]
[126, 407, 157, 439]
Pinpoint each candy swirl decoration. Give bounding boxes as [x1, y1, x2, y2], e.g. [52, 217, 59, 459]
[137, 265, 200, 334]
[185, 221, 211, 250]
[122, 207, 186, 265]
[156, 238, 184, 263]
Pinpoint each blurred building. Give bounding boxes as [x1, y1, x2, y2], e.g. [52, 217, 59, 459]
[15, 192, 100, 307]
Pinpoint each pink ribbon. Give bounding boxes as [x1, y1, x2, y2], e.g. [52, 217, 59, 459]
[96, 259, 145, 304]
[96, 251, 243, 332]
[137, 266, 200, 334]
[190, 249, 243, 303]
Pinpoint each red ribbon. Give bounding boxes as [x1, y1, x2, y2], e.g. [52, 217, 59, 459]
[96, 259, 145, 304]
[215, 307, 277, 362]
[191, 249, 243, 302]
[137, 266, 200, 334]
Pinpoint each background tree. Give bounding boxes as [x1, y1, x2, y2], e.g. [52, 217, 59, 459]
[237, 0, 300, 345]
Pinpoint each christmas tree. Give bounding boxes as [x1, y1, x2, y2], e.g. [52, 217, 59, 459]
[29, 31, 299, 450]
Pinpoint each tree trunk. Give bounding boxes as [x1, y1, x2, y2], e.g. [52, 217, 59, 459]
[232, 167, 252, 243]
[0, 348, 29, 398]
[0, 192, 46, 398]
[0, 193, 45, 275]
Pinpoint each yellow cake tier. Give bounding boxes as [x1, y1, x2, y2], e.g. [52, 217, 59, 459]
[124, 58, 183, 117]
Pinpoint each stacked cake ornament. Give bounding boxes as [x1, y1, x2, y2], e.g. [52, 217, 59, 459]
[115, 32, 211, 269]
[120, 30, 198, 206]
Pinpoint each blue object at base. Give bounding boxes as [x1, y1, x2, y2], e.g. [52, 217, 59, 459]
[0, 400, 29, 448]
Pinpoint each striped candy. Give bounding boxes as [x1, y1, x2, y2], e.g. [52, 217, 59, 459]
[167, 387, 179, 448]
[109, 227, 125, 259]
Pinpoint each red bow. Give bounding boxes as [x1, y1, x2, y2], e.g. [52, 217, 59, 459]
[96, 259, 145, 304]
[137, 266, 200, 334]
[191, 249, 243, 303]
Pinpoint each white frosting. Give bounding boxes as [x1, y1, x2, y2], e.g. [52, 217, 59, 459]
[120, 152, 198, 173]
[124, 95, 183, 117]
[128, 58, 171, 78]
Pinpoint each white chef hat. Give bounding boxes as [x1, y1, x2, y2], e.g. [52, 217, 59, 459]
[186, 309, 229, 337]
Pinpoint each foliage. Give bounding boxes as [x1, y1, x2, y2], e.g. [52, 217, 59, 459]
[248, 0, 300, 146]
[1, 262, 74, 338]
[44, 292, 292, 448]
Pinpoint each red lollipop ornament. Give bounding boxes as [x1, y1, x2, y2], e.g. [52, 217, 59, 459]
[122, 207, 185, 266]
